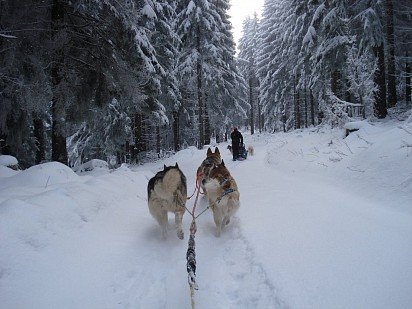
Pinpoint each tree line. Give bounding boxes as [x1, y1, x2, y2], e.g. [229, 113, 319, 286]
[0, 0, 246, 167]
[1, 0, 411, 168]
[239, 0, 411, 132]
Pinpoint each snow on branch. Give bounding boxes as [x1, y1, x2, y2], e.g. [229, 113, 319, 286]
[327, 91, 362, 107]
[0, 33, 17, 39]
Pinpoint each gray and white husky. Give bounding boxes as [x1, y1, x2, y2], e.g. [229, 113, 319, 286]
[147, 163, 187, 239]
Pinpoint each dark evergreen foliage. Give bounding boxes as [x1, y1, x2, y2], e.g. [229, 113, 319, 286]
[0, 0, 410, 167]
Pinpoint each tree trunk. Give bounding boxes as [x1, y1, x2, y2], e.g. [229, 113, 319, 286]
[374, 44, 388, 118]
[294, 74, 301, 129]
[331, 69, 341, 97]
[304, 85, 308, 128]
[406, 52, 411, 103]
[296, 90, 301, 129]
[33, 117, 45, 164]
[386, 0, 397, 107]
[172, 110, 180, 152]
[345, 78, 352, 103]
[141, 114, 148, 152]
[125, 141, 130, 164]
[204, 98, 211, 145]
[197, 26, 204, 150]
[51, 0, 67, 165]
[261, 114, 264, 132]
[0, 132, 10, 155]
[249, 77, 255, 135]
[134, 113, 143, 160]
[258, 98, 262, 133]
[156, 126, 160, 158]
[310, 89, 315, 126]
[360, 96, 366, 119]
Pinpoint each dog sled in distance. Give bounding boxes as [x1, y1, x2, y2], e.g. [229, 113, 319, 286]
[227, 144, 254, 160]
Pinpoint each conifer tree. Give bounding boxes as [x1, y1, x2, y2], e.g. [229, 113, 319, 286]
[177, 0, 245, 148]
[386, 0, 397, 107]
[238, 15, 260, 134]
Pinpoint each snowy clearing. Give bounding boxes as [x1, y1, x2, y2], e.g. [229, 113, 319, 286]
[1, 118, 411, 309]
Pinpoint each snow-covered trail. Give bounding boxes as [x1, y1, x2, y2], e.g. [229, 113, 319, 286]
[128, 125, 412, 309]
[1, 120, 411, 308]
[126, 147, 285, 308]
[231, 138, 412, 309]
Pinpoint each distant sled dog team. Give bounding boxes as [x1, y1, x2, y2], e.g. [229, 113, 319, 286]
[227, 127, 254, 160]
[147, 136, 247, 238]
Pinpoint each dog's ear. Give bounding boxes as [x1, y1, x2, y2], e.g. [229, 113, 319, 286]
[207, 148, 212, 156]
[215, 147, 220, 155]
[221, 159, 225, 166]
[175, 162, 179, 168]
[164, 164, 167, 170]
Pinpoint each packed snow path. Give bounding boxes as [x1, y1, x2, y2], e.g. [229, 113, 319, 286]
[1, 120, 411, 308]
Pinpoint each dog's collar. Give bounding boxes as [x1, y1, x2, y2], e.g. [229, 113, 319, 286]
[217, 188, 235, 203]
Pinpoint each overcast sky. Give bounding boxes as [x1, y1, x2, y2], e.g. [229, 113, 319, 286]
[228, 0, 265, 50]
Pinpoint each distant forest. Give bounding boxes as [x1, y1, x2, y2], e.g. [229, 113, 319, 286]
[1, 0, 411, 168]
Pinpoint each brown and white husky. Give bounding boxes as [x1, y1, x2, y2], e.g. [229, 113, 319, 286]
[204, 160, 240, 237]
[147, 163, 187, 239]
[196, 147, 222, 193]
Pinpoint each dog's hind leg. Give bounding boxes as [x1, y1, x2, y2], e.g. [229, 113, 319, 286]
[174, 209, 185, 240]
[212, 208, 223, 237]
[159, 211, 169, 239]
[154, 209, 168, 239]
[149, 199, 168, 238]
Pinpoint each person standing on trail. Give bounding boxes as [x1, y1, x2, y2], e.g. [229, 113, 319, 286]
[230, 127, 243, 161]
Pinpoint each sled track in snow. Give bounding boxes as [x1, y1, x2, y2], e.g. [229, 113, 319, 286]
[112, 212, 287, 308]
[217, 218, 287, 308]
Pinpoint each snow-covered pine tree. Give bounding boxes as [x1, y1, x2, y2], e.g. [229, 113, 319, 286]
[344, 33, 377, 119]
[258, 0, 383, 129]
[0, 1, 52, 167]
[150, 0, 182, 152]
[289, 0, 318, 129]
[386, 0, 398, 107]
[67, 0, 167, 165]
[257, 0, 292, 132]
[297, 0, 327, 127]
[50, 0, 68, 165]
[177, 0, 212, 148]
[306, 0, 353, 127]
[352, 0, 387, 118]
[394, 0, 412, 104]
[208, 0, 247, 141]
[132, 0, 182, 158]
[238, 14, 260, 134]
[258, 0, 313, 131]
[177, 0, 246, 148]
[1, 0, 169, 166]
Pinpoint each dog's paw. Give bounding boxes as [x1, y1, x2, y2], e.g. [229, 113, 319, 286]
[177, 230, 184, 240]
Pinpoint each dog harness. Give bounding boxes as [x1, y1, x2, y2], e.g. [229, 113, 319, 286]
[217, 188, 235, 204]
